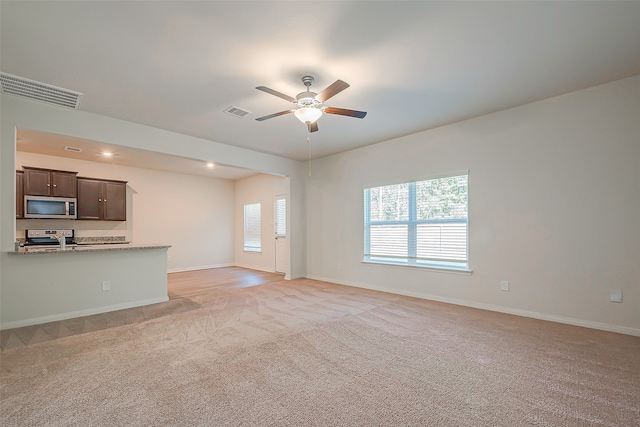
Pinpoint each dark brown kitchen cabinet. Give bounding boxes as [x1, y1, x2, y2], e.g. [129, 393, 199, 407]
[102, 181, 127, 221]
[16, 171, 24, 219]
[77, 178, 127, 221]
[23, 167, 77, 197]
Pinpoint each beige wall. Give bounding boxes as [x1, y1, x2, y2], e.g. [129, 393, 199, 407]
[234, 173, 289, 275]
[16, 151, 235, 272]
[305, 75, 640, 335]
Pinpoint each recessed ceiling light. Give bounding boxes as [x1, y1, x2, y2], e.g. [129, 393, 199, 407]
[102, 152, 113, 157]
[206, 162, 215, 168]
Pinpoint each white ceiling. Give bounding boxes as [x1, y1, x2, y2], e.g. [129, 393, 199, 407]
[2, 1, 640, 168]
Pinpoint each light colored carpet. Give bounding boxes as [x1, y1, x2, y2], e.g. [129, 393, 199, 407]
[1, 268, 639, 426]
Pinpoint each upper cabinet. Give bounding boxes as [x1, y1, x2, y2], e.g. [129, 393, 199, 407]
[77, 177, 127, 221]
[16, 171, 24, 219]
[18, 166, 127, 221]
[102, 180, 127, 221]
[23, 167, 77, 198]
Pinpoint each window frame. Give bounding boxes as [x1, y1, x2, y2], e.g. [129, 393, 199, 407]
[363, 171, 471, 273]
[275, 196, 286, 238]
[243, 202, 262, 253]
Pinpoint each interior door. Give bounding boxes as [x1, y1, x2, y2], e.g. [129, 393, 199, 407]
[274, 195, 287, 274]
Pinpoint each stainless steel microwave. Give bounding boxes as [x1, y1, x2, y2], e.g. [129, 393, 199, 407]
[24, 196, 77, 219]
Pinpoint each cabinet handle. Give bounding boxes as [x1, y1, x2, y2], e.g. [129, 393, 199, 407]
[53, 184, 57, 187]
[47, 184, 50, 187]
[99, 199, 102, 202]
[104, 199, 107, 202]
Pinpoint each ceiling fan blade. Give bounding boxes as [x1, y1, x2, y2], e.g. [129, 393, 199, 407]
[307, 122, 319, 133]
[316, 80, 350, 103]
[324, 107, 367, 119]
[255, 110, 293, 121]
[256, 86, 296, 103]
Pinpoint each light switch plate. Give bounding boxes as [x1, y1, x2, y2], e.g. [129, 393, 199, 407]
[610, 290, 622, 303]
[500, 280, 509, 291]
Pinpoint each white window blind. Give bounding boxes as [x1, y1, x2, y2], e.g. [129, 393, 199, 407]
[275, 197, 286, 237]
[244, 202, 261, 252]
[364, 173, 469, 271]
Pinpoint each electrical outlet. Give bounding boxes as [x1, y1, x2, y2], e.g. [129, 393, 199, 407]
[500, 280, 509, 291]
[102, 280, 111, 291]
[610, 290, 622, 303]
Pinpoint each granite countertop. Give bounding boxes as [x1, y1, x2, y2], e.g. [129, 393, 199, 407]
[75, 236, 128, 244]
[9, 243, 170, 255]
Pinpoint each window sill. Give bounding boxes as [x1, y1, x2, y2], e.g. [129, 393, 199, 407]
[362, 259, 472, 275]
[243, 250, 262, 254]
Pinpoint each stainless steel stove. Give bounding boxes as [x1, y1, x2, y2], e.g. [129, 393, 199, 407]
[24, 229, 76, 247]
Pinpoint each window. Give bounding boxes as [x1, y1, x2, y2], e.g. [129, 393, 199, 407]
[364, 173, 469, 271]
[244, 202, 261, 252]
[275, 197, 286, 237]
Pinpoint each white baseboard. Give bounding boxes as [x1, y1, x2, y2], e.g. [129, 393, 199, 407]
[233, 263, 277, 274]
[168, 263, 233, 273]
[306, 275, 640, 337]
[0, 296, 169, 330]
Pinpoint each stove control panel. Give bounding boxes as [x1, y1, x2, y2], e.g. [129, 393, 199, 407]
[27, 229, 74, 238]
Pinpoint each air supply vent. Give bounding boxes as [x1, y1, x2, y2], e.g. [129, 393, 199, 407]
[0, 72, 83, 109]
[223, 106, 250, 118]
[64, 146, 83, 153]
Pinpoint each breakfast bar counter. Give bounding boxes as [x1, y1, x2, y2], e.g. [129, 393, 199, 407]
[2, 242, 171, 330]
[9, 243, 170, 255]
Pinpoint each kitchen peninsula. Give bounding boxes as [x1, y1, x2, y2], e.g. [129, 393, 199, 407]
[4, 243, 170, 329]
[5, 160, 173, 330]
[10, 243, 169, 255]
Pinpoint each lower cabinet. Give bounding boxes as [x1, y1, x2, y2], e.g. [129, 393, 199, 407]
[77, 178, 127, 221]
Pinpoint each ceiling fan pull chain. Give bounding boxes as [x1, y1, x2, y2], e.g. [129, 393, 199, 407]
[308, 136, 312, 177]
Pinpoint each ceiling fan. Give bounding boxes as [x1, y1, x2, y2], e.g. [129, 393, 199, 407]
[255, 75, 367, 133]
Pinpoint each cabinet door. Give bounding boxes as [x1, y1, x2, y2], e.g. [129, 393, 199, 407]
[24, 169, 51, 196]
[103, 181, 126, 221]
[52, 171, 77, 197]
[16, 171, 24, 219]
[77, 178, 102, 220]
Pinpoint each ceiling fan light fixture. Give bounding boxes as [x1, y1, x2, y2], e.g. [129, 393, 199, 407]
[255, 75, 366, 131]
[294, 107, 323, 124]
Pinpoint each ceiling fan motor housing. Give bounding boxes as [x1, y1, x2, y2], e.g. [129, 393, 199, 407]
[296, 91, 322, 109]
[296, 75, 322, 108]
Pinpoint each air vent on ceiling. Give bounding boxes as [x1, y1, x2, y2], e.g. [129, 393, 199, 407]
[0, 72, 83, 109]
[64, 146, 83, 153]
[223, 106, 250, 118]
